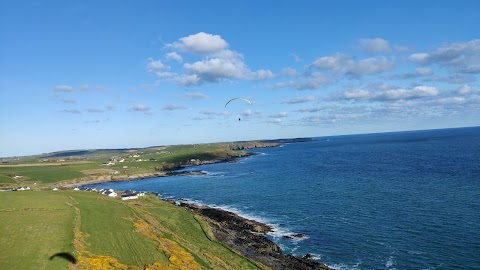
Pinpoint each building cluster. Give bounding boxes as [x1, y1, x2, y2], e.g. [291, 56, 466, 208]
[74, 187, 145, 200]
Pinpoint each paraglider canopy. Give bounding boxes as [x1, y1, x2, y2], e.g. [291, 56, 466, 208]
[224, 97, 252, 108]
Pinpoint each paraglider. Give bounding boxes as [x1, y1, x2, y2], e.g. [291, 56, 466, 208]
[225, 98, 251, 121]
[224, 97, 252, 108]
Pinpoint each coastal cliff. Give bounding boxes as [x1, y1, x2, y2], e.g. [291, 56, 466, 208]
[182, 203, 332, 270]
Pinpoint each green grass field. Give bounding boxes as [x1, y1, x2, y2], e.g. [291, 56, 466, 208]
[0, 143, 246, 188]
[0, 190, 266, 270]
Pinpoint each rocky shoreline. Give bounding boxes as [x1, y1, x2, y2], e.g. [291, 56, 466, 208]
[63, 138, 332, 268]
[180, 202, 332, 270]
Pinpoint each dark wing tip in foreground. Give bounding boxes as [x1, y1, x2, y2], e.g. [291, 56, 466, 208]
[49, 252, 77, 264]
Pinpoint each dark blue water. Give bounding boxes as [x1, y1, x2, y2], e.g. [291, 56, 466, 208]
[91, 127, 480, 269]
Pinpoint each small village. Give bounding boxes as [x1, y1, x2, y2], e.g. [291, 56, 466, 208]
[9, 185, 146, 201]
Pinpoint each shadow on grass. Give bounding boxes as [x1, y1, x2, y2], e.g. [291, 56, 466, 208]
[49, 252, 77, 264]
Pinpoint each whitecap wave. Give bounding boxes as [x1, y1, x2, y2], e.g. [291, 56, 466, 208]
[385, 256, 396, 270]
[327, 261, 362, 270]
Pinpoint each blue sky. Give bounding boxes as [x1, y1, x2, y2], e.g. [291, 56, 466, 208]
[1, 0, 479, 157]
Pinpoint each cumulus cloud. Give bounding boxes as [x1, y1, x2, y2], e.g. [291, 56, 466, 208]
[416, 67, 433, 76]
[175, 74, 201, 86]
[147, 59, 169, 70]
[240, 109, 261, 118]
[193, 110, 230, 120]
[130, 104, 151, 115]
[271, 112, 288, 118]
[273, 73, 327, 90]
[335, 85, 439, 102]
[343, 89, 374, 100]
[255, 69, 275, 80]
[61, 109, 82, 114]
[296, 105, 335, 113]
[296, 73, 328, 90]
[54, 85, 75, 92]
[182, 92, 208, 100]
[265, 118, 284, 125]
[147, 58, 175, 78]
[282, 95, 316, 104]
[377, 86, 439, 100]
[282, 67, 297, 77]
[161, 32, 273, 86]
[167, 32, 228, 55]
[357, 38, 390, 53]
[165, 52, 183, 62]
[391, 67, 433, 80]
[310, 53, 394, 76]
[408, 39, 480, 74]
[162, 104, 186, 111]
[85, 108, 104, 113]
[184, 58, 250, 82]
[458, 84, 471, 95]
[59, 98, 77, 104]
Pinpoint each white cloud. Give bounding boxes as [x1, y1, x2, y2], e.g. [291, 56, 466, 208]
[182, 92, 208, 100]
[296, 105, 334, 113]
[147, 58, 175, 78]
[175, 74, 201, 86]
[161, 32, 274, 86]
[184, 58, 250, 82]
[377, 86, 439, 100]
[458, 84, 471, 95]
[430, 96, 466, 105]
[416, 67, 433, 76]
[147, 59, 169, 71]
[61, 109, 82, 114]
[343, 89, 374, 99]
[86, 108, 104, 113]
[58, 98, 77, 104]
[310, 53, 394, 76]
[193, 110, 230, 120]
[334, 85, 439, 102]
[165, 52, 183, 62]
[408, 39, 480, 74]
[273, 72, 327, 90]
[282, 67, 297, 77]
[296, 73, 328, 90]
[255, 69, 274, 80]
[240, 109, 261, 118]
[357, 38, 390, 53]
[54, 85, 75, 92]
[408, 53, 429, 63]
[271, 112, 288, 118]
[266, 118, 283, 125]
[162, 104, 186, 111]
[282, 95, 316, 104]
[167, 32, 228, 55]
[130, 104, 151, 115]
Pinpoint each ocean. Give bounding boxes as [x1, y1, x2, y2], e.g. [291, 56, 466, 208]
[90, 127, 480, 270]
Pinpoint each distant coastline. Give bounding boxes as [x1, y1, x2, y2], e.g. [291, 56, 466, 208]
[61, 138, 314, 188]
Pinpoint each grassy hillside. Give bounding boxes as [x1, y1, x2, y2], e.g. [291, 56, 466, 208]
[0, 143, 250, 188]
[0, 190, 267, 270]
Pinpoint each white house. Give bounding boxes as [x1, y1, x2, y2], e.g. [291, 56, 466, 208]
[105, 190, 117, 197]
[121, 194, 138, 200]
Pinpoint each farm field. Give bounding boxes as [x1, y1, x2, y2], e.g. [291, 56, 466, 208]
[0, 190, 265, 270]
[0, 143, 253, 188]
